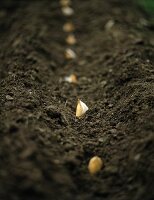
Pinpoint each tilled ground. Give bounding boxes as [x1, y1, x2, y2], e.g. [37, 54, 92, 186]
[0, 0, 154, 200]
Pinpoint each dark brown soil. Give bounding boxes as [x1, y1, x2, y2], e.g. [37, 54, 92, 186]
[0, 0, 154, 200]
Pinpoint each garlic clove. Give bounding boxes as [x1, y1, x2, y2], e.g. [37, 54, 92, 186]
[61, 7, 74, 16]
[60, 0, 71, 7]
[64, 74, 77, 83]
[63, 22, 75, 32]
[105, 19, 115, 31]
[88, 156, 103, 175]
[76, 99, 88, 118]
[66, 34, 77, 45]
[65, 48, 76, 60]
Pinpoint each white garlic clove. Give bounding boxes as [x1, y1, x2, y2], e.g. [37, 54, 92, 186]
[65, 48, 76, 60]
[88, 156, 103, 175]
[105, 19, 115, 31]
[61, 7, 74, 16]
[64, 74, 77, 83]
[76, 99, 88, 118]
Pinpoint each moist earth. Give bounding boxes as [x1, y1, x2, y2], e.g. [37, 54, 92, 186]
[0, 0, 154, 200]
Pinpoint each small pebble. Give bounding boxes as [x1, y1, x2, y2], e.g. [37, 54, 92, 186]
[100, 80, 107, 87]
[109, 129, 117, 134]
[6, 95, 14, 101]
[108, 104, 113, 108]
[134, 154, 141, 161]
[88, 156, 103, 175]
[109, 69, 113, 73]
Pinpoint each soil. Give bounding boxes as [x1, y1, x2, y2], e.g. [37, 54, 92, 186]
[0, 0, 154, 200]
